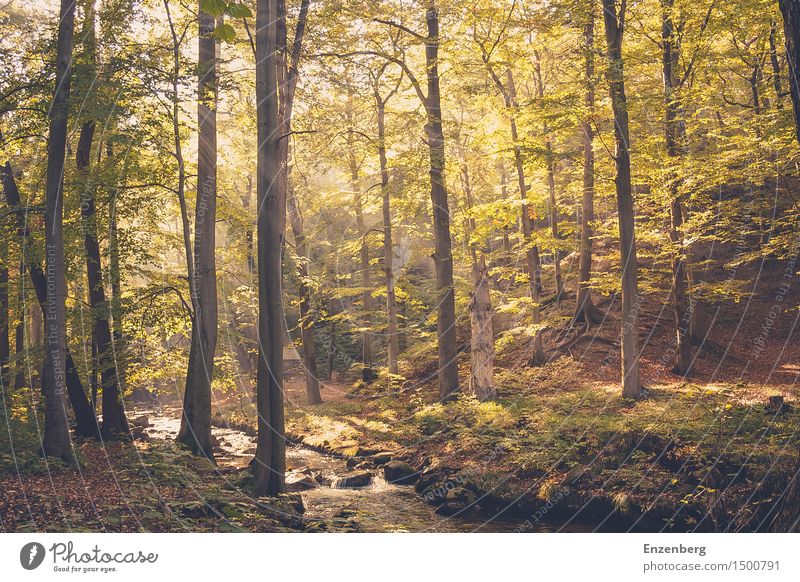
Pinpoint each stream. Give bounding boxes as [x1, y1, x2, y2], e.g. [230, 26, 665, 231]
[137, 407, 566, 532]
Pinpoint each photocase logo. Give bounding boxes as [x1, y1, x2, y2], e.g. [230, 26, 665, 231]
[20, 542, 46, 570]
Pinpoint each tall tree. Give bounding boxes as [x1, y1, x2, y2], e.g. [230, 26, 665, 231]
[779, 0, 800, 143]
[661, 0, 693, 376]
[41, 0, 79, 459]
[75, 1, 129, 436]
[277, 0, 320, 404]
[372, 64, 401, 376]
[475, 23, 546, 364]
[253, 0, 286, 496]
[177, 1, 218, 456]
[602, 0, 642, 398]
[574, 0, 603, 326]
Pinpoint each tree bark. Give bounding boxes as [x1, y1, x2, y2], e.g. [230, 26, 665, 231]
[376, 95, 399, 376]
[76, 118, 129, 436]
[14, 265, 25, 389]
[574, 1, 603, 326]
[779, 0, 800, 142]
[425, 3, 459, 400]
[505, 70, 545, 364]
[461, 160, 495, 401]
[662, 0, 693, 376]
[602, 0, 642, 398]
[277, 0, 318, 401]
[287, 188, 322, 404]
[254, 0, 286, 496]
[41, 0, 78, 459]
[177, 6, 218, 456]
[0, 249, 8, 386]
[533, 56, 563, 299]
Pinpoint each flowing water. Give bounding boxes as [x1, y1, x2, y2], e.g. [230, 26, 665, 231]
[139, 408, 569, 532]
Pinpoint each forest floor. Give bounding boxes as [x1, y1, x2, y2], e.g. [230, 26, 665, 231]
[272, 263, 800, 532]
[1, 264, 797, 532]
[0, 415, 307, 532]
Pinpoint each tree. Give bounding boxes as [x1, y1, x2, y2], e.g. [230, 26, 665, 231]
[74, 0, 129, 436]
[253, 0, 286, 496]
[574, 0, 603, 327]
[176, 0, 219, 457]
[41, 0, 79, 460]
[278, 0, 321, 405]
[602, 0, 641, 398]
[779, 0, 800, 143]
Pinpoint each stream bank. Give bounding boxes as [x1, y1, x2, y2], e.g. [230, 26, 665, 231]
[134, 406, 575, 532]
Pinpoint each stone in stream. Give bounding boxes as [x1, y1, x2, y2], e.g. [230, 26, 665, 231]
[333, 470, 373, 489]
[369, 451, 394, 466]
[129, 415, 150, 428]
[286, 472, 320, 492]
[383, 460, 418, 485]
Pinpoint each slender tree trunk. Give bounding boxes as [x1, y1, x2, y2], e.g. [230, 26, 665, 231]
[107, 142, 127, 397]
[662, 0, 693, 376]
[1, 162, 96, 434]
[178, 6, 218, 456]
[461, 162, 495, 401]
[0, 250, 8, 386]
[254, 0, 286, 496]
[575, 1, 603, 326]
[41, 0, 78, 459]
[277, 0, 317, 401]
[533, 57, 563, 299]
[76, 120, 129, 436]
[14, 265, 25, 389]
[376, 97, 399, 376]
[425, 3, 459, 400]
[779, 0, 800, 143]
[770, 20, 784, 107]
[287, 189, 322, 404]
[506, 70, 545, 364]
[602, 0, 642, 398]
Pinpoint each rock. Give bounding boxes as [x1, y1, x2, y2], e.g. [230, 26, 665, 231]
[414, 471, 442, 494]
[446, 486, 478, 506]
[286, 472, 320, 492]
[334, 470, 373, 489]
[369, 451, 394, 466]
[258, 493, 305, 516]
[383, 460, 418, 485]
[434, 502, 465, 517]
[130, 415, 150, 428]
[766, 395, 790, 414]
[561, 465, 586, 486]
[346, 457, 362, 469]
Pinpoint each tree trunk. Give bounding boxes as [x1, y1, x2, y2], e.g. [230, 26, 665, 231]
[178, 6, 218, 456]
[14, 266, 25, 389]
[461, 161, 495, 401]
[41, 0, 78, 459]
[107, 142, 127, 398]
[277, 0, 317, 401]
[533, 57, 563, 299]
[770, 20, 784, 107]
[779, 0, 800, 143]
[1, 162, 96, 434]
[376, 96, 399, 376]
[76, 119, 129, 436]
[575, 2, 603, 326]
[662, 0, 693, 376]
[0, 251, 8, 386]
[602, 0, 642, 398]
[425, 3, 459, 400]
[254, 0, 286, 496]
[287, 189, 322, 404]
[506, 70, 545, 364]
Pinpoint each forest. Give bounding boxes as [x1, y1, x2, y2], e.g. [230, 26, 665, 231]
[0, 0, 799, 534]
